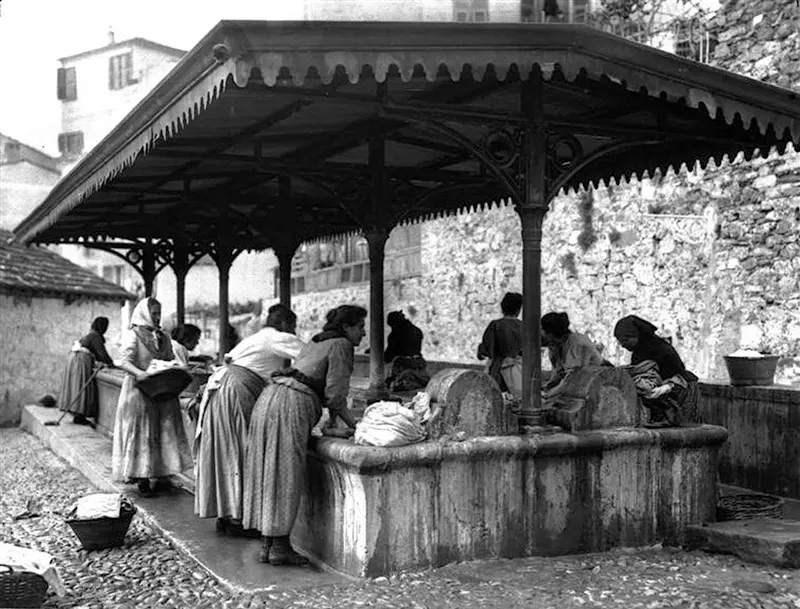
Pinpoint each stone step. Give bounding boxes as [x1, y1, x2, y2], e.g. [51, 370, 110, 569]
[685, 518, 800, 568]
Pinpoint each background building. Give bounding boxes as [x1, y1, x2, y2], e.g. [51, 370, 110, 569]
[0, 133, 61, 230]
[51, 33, 186, 298]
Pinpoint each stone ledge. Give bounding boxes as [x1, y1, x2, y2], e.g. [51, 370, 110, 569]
[685, 519, 800, 568]
[312, 425, 728, 475]
[699, 382, 800, 403]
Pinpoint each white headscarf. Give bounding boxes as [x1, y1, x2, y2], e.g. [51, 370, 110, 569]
[130, 298, 156, 328]
[130, 297, 161, 348]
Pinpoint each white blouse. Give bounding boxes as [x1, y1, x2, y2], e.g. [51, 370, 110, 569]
[226, 326, 305, 381]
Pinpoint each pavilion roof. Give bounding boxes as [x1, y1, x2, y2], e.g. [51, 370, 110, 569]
[14, 20, 800, 249]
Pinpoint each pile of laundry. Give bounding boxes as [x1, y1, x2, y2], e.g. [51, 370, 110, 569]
[354, 392, 432, 448]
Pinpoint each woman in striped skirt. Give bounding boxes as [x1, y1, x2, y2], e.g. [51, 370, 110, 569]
[243, 304, 365, 566]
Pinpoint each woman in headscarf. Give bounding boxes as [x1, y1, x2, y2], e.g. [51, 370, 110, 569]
[243, 304, 366, 566]
[477, 292, 523, 399]
[195, 304, 305, 536]
[111, 297, 192, 496]
[614, 315, 699, 427]
[384, 310, 429, 392]
[59, 317, 115, 426]
[541, 312, 608, 405]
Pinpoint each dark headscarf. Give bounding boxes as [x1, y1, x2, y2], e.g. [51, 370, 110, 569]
[312, 305, 368, 343]
[615, 315, 686, 378]
[91, 317, 109, 334]
[541, 312, 571, 337]
[613, 315, 657, 342]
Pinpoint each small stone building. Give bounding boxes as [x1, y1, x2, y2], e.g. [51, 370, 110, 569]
[0, 230, 133, 425]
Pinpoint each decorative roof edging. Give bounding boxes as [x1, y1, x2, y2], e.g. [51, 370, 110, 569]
[15, 21, 800, 246]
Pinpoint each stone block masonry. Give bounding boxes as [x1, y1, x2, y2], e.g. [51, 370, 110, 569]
[0, 294, 124, 425]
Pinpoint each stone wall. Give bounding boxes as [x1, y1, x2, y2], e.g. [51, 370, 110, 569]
[281, 197, 718, 375]
[0, 294, 124, 425]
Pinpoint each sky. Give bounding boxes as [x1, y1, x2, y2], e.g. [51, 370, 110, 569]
[0, 0, 305, 156]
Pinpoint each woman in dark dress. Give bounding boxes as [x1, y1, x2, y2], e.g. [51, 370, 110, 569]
[614, 315, 699, 427]
[243, 305, 366, 566]
[384, 310, 429, 391]
[59, 317, 114, 425]
[477, 292, 523, 398]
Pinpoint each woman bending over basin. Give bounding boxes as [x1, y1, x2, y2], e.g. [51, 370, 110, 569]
[541, 311, 607, 407]
[614, 315, 699, 427]
[243, 304, 365, 566]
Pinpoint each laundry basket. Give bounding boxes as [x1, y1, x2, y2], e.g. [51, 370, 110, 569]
[65, 499, 137, 550]
[0, 565, 48, 608]
[717, 493, 784, 521]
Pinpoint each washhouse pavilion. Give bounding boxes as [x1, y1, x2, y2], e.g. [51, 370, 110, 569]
[15, 20, 800, 421]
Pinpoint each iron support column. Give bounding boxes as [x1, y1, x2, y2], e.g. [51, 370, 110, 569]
[216, 239, 233, 361]
[519, 70, 548, 421]
[173, 235, 189, 327]
[142, 239, 156, 297]
[365, 229, 389, 403]
[364, 123, 391, 404]
[276, 243, 298, 308]
[276, 177, 297, 308]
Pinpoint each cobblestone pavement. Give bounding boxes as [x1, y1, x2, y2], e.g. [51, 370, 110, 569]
[3, 427, 800, 609]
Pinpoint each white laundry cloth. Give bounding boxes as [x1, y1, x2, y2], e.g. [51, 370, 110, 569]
[74, 493, 122, 520]
[0, 542, 66, 596]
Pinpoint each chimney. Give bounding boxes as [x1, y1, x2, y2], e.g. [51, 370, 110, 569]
[108, 27, 115, 45]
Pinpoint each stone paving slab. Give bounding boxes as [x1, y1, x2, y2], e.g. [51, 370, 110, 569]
[686, 519, 800, 569]
[20, 404, 348, 594]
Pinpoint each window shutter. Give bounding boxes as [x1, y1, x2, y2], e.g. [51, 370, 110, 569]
[76, 132, 84, 154]
[65, 68, 76, 100]
[57, 68, 66, 100]
[109, 56, 115, 89]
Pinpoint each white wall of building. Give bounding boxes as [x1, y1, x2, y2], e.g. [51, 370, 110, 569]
[0, 294, 125, 425]
[0, 162, 61, 230]
[58, 42, 182, 173]
[305, 0, 520, 21]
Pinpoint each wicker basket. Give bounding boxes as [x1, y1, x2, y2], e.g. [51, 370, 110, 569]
[136, 368, 192, 401]
[65, 505, 137, 550]
[717, 494, 784, 521]
[0, 564, 48, 608]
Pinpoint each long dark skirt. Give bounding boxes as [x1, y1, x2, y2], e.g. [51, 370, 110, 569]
[242, 377, 321, 536]
[194, 364, 265, 520]
[59, 350, 96, 417]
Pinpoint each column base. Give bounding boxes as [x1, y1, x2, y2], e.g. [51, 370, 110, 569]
[516, 409, 550, 428]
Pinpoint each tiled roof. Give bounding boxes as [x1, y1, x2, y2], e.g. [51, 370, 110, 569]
[0, 230, 134, 301]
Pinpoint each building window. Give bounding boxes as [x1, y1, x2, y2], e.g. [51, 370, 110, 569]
[58, 131, 84, 156]
[56, 67, 77, 101]
[109, 53, 135, 90]
[272, 226, 422, 296]
[520, 0, 592, 23]
[453, 0, 489, 22]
